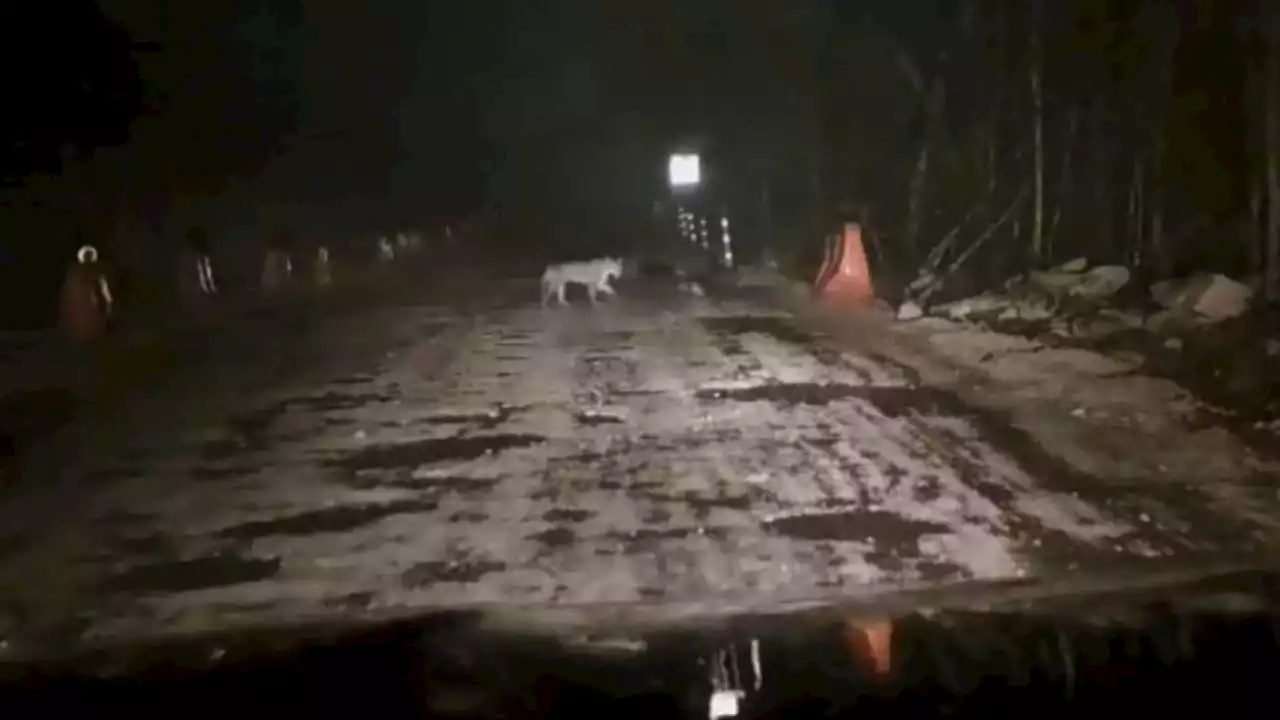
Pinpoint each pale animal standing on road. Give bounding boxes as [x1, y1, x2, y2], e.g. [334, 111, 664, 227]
[541, 257, 623, 307]
[378, 237, 395, 262]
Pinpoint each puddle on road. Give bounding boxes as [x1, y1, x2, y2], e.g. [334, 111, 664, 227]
[290, 390, 397, 413]
[696, 382, 859, 405]
[695, 383, 972, 417]
[326, 434, 545, 472]
[424, 404, 522, 430]
[335, 472, 501, 495]
[323, 592, 375, 612]
[329, 373, 376, 387]
[402, 558, 507, 587]
[100, 553, 281, 595]
[574, 410, 624, 426]
[642, 507, 673, 524]
[190, 463, 259, 482]
[203, 391, 399, 460]
[628, 490, 753, 521]
[215, 498, 440, 540]
[609, 388, 662, 398]
[543, 507, 595, 523]
[96, 530, 172, 557]
[601, 526, 730, 555]
[528, 526, 576, 548]
[700, 315, 816, 346]
[700, 314, 873, 375]
[766, 509, 949, 543]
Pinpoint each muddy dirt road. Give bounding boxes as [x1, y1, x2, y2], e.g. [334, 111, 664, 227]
[0, 278, 1271, 650]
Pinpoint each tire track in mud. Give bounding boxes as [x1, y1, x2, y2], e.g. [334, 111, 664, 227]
[535, 305, 976, 592]
[0, 286, 530, 645]
[544, 312, 729, 601]
[694, 310, 1275, 574]
[0, 308, 472, 641]
[7, 288, 1272, 649]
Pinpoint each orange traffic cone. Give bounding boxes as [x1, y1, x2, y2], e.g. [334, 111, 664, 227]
[843, 618, 893, 677]
[817, 222, 875, 308]
[59, 247, 108, 344]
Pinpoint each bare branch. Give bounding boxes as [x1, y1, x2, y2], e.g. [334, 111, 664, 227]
[944, 186, 1030, 278]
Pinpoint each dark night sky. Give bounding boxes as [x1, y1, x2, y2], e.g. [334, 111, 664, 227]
[97, 0, 497, 222]
[79, 0, 836, 240]
[0, 0, 868, 323]
[3, 0, 1254, 313]
[2, 0, 851, 251]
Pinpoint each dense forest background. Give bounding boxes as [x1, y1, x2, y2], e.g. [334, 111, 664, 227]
[3, 0, 1278, 314]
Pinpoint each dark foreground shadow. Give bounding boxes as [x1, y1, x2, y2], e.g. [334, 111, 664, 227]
[3, 568, 1280, 718]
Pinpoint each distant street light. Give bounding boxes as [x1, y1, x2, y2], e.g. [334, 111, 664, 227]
[668, 153, 701, 189]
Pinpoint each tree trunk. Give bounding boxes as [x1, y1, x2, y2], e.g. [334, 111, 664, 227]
[1029, 0, 1045, 265]
[1268, 6, 1280, 301]
[1249, 176, 1262, 274]
[1128, 158, 1145, 268]
[1047, 104, 1079, 251]
[1143, 1, 1178, 279]
[1149, 128, 1167, 275]
[903, 78, 945, 263]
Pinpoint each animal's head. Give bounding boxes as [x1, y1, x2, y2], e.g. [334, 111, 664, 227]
[605, 257, 624, 277]
[76, 245, 99, 265]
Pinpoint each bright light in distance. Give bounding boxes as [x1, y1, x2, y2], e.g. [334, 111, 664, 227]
[668, 153, 701, 187]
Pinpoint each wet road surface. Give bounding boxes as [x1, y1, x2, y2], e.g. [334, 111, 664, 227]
[0, 278, 1273, 648]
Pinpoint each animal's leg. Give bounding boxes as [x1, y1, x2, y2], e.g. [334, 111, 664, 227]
[557, 283, 568, 305]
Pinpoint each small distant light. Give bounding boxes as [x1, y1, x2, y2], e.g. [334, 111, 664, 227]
[668, 153, 701, 188]
[709, 689, 742, 719]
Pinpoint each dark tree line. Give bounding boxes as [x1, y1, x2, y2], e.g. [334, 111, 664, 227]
[5, 0, 1275, 305]
[0, 2, 153, 326]
[0, 2, 149, 186]
[613, 0, 1276, 301]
